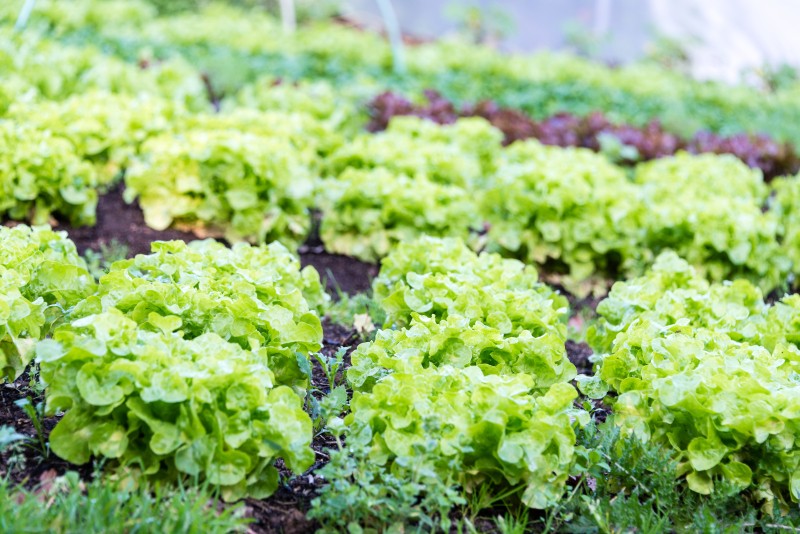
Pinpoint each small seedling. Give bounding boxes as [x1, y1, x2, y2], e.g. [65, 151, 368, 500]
[14, 397, 47, 458]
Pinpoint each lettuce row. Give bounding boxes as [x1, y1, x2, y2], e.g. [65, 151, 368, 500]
[0, 29, 205, 111]
[0, 225, 95, 380]
[70, 239, 326, 392]
[582, 252, 800, 504]
[19, 0, 800, 148]
[37, 311, 314, 502]
[344, 237, 580, 509]
[484, 144, 790, 296]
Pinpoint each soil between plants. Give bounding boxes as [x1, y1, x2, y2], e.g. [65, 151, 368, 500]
[49, 184, 378, 296]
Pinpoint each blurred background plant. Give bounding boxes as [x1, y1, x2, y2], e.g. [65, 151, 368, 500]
[143, 0, 342, 23]
[444, 1, 515, 46]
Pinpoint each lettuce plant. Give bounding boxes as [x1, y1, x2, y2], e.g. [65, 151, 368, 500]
[324, 117, 502, 188]
[372, 236, 568, 331]
[37, 311, 314, 501]
[347, 313, 575, 394]
[7, 91, 181, 183]
[346, 366, 582, 509]
[483, 140, 640, 296]
[319, 169, 480, 262]
[582, 252, 800, 504]
[586, 251, 768, 356]
[0, 123, 101, 226]
[233, 76, 369, 137]
[71, 239, 326, 391]
[124, 129, 315, 248]
[631, 153, 789, 291]
[179, 108, 346, 169]
[0, 225, 95, 380]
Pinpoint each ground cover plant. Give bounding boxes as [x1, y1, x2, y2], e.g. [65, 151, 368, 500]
[3, 0, 800, 532]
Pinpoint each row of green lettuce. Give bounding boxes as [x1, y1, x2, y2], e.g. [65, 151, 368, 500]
[326, 238, 800, 525]
[5, 58, 800, 298]
[6, 0, 800, 147]
[3, 226, 800, 522]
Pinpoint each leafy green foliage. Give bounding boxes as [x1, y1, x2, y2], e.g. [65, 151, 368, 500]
[0, 123, 102, 225]
[325, 116, 502, 188]
[0, 29, 205, 110]
[72, 239, 326, 391]
[83, 240, 130, 280]
[179, 108, 347, 168]
[233, 76, 369, 137]
[0, 225, 95, 381]
[372, 236, 568, 329]
[124, 129, 315, 248]
[14, 397, 48, 457]
[0, 471, 250, 533]
[771, 174, 800, 277]
[483, 140, 639, 296]
[319, 169, 480, 262]
[37, 310, 314, 501]
[7, 91, 182, 183]
[586, 251, 767, 356]
[630, 153, 788, 290]
[16, 0, 800, 148]
[485, 147, 789, 296]
[581, 252, 800, 505]
[346, 366, 581, 510]
[347, 313, 576, 394]
[308, 425, 464, 532]
[547, 421, 800, 533]
[350, 237, 574, 390]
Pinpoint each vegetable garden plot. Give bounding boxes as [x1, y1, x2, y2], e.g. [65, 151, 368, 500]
[2, 0, 800, 531]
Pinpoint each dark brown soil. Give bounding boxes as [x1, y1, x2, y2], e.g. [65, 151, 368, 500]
[58, 183, 199, 256]
[0, 375, 94, 487]
[566, 340, 593, 376]
[300, 249, 378, 297]
[44, 184, 377, 296]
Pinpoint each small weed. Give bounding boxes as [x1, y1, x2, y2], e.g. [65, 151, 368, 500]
[308, 426, 464, 532]
[14, 397, 47, 458]
[0, 471, 250, 533]
[83, 240, 129, 280]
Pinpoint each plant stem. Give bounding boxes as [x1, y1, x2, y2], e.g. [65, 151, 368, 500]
[279, 0, 296, 34]
[375, 0, 406, 74]
[15, 0, 37, 31]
